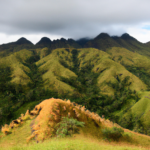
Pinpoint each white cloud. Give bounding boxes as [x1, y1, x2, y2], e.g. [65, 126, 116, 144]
[127, 23, 150, 43]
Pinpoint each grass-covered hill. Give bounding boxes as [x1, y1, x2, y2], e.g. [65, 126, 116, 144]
[1, 98, 150, 150]
[0, 33, 150, 148]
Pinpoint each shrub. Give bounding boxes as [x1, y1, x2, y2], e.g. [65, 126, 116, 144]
[55, 116, 85, 138]
[102, 127, 124, 141]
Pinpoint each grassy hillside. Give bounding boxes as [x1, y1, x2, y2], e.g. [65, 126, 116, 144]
[107, 47, 150, 89]
[0, 46, 150, 141]
[77, 48, 147, 93]
[36, 47, 146, 95]
[36, 48, 76, 94]
[120, 91, 150, 134]
[0, 49, 33, 86]
[1, 98, 150, 150]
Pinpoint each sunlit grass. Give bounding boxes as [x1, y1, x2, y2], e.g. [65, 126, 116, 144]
[77, 48, 147, 94]
[36, 48, 77, 93]
[0, 120, 32, 148]
[0, 49, 33, 85]
[107, 47, 150, 73]
[0, 135, 147, 150]
[122, 91, 150, 128]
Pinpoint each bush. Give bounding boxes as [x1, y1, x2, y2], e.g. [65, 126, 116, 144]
[55, 116, 85, 138]
[102, 127, 124, 141]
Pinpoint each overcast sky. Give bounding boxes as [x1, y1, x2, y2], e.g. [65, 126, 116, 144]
[0, 0, 150, 44]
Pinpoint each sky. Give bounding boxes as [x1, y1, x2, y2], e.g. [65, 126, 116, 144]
[0, 0, 150, 44]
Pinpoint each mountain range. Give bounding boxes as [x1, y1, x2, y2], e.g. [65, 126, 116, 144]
[1, 33, 150, 57]
[0, 32, 150, 149]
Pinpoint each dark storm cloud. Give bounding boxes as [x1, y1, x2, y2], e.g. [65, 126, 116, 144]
[0, 0, 150, 39]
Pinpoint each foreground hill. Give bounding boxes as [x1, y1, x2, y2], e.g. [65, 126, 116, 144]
[1, 98, 150, 150]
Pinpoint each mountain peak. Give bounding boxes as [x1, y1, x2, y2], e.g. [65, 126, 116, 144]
[60, 38, 67, 41]
[16, 37, 33, 45]
[95, 33, 110, 40]
[121, 33, 136, 41]
[36, 37, 51, 45]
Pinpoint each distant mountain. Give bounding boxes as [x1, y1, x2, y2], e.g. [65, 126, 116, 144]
[76, 37, 91, 47]
[82, 33, 150, 56]
[35, 37, 81, 49]
[16, 37, 33, 45]
[36, 37, 52, 48]
[145, 41, 150, 47]
[84, 33, 120, 51]
[51, 38, 81, 49]
[0, 37, 34, 57]
[0, 32, 150, 57]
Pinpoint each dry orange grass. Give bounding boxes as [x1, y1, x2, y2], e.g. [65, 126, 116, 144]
[22, 98, 104, 142]
[1, 124, 10, 135]
[0, 97, 128, 140]
[24, 98, 123, 143]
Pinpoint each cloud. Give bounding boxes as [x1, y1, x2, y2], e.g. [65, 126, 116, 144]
[0, 33, 65, 45]
[127, 23, 150, 43]
[0, 0, 150, 43]
[142, 25, 150, 30]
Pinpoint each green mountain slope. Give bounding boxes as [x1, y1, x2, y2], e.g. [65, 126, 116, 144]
[107, 47, 150, 89]
[0, 49, 33, 86]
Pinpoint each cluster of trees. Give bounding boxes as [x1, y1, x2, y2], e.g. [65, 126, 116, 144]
[123, 65, 150, 90]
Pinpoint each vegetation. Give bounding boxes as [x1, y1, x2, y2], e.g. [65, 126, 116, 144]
[1, 135, 148, 150]
[102, 127, 124, 141]
[123, 65, 150, 90]
[55, 116, 85, 138]
[1, 35, 150, 149]
[0, 44, 150, 139]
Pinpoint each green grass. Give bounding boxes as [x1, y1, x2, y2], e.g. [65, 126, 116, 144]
[121, 91, 150, 120]
[0, 120, 32, 148]
[0, 49, 33, 85]
[131, 91, 150, 117]
[36, 48, 77, 94]
[0, 135, 148, 150]
[107, 47, 150, 74]
[77, 48, 147, 94]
